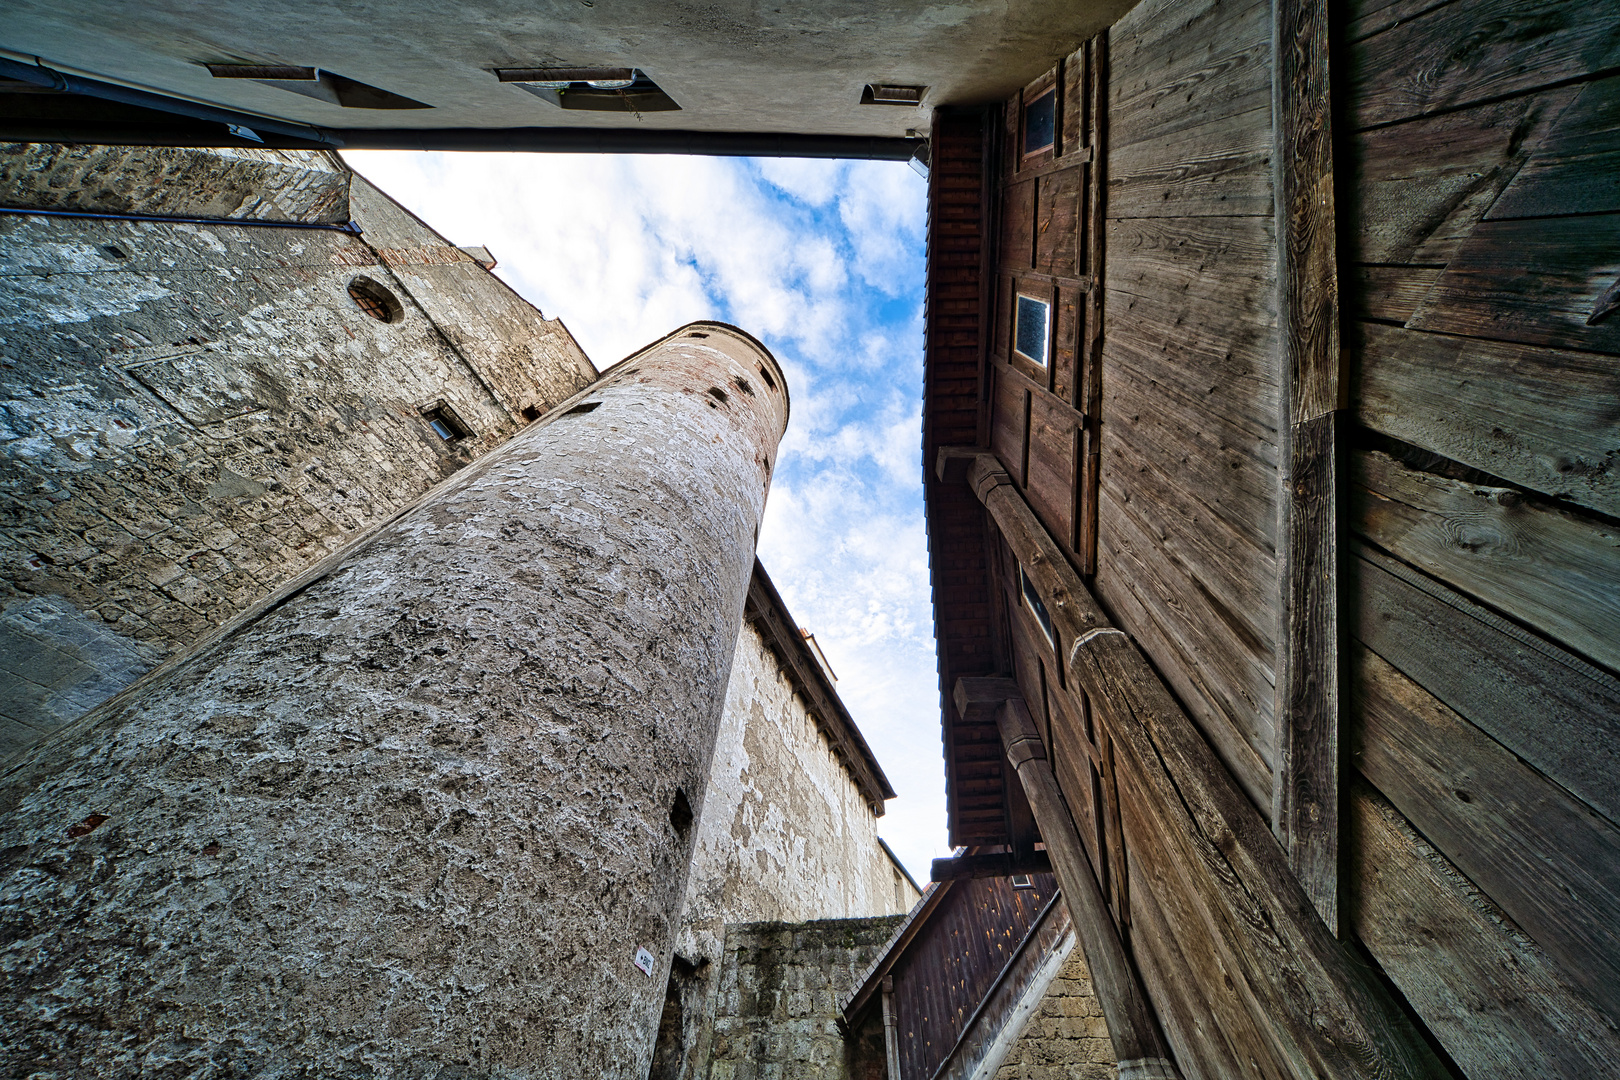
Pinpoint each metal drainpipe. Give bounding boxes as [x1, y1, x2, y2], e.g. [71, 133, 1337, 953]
[881, 975, 903, 1080]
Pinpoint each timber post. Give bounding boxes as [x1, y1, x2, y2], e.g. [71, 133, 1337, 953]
[954, 676, 1181, 1080]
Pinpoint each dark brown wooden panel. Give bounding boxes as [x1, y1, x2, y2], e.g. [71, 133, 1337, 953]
[1051, 283, 1080, 405]
[1036, 166, 1084, 279]
[1348, 0, 1620, 129]
[1353, 450, 1620, 674]
[1350, 643, 1620, 1019]
[1350, 547, 1620, 829]
[1347, 89, 1575, 266]
[1347, 781, 1620, 1078]
[1024, 391, 1078, 557]
[1406, 215, 1620, 353]
[1002, 178, 1035, 269]
[990, 372, 1028, 488]
[1355, 322, 1620, 517]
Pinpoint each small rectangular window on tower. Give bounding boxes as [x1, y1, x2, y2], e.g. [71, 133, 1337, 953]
[1014, 294, 1050, 368]
[1024, 88, 1056, 156]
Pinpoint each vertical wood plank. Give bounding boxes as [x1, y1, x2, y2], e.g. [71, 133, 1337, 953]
[1273, 0, 1343, 934]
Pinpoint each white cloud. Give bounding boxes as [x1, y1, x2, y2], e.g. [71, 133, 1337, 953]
[343, 149, 948, 882]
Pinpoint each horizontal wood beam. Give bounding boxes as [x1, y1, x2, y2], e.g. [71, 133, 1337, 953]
[929, 850, 1053, 882]
[941, 448, 1447, 1078]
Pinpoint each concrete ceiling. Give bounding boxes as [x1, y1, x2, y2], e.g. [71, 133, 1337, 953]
[2, 0, 1140, 138]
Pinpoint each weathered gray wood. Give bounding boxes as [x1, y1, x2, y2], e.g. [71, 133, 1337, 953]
[1350, 266, 1442, 324]
[1406, 215, 1620, 353]
[1344, 0, 1449, 44]
[1102, 368, 1280, 550]
[1352, 450, 1620, 674]
[1103, 301, 1280, 439]
[1108, 214, 1278, 315]
[1350, 643, 1620, 1019]
[1355, 322, 1620, 518]
[1488, 76, 1620, 220]
[1112, 39, 1273, 153]
[1349, 544, 1620, 830]
[1108, 0, 1268, 86]
[1097, 424, 1279, 649]
[1098, 492, 1278, 793]
[1109, 104, 1273, 218]
[1347, 780, 1620, 1078]
[1095, 509, 1276, 816]
[1348, 0, 1620, 129]
[957, 451, 1449, 1077]
[1347, 89, 1576, 265]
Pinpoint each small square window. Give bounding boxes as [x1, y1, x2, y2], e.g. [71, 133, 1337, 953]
[1014, 294, 1050, 368]
[1020, 564, 1056, 650]
[1024, 88, 1056, 156]
[1010, 874, 1035, 890]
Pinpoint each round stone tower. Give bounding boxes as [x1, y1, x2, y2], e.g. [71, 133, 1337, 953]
[0, 323, 788, 1078]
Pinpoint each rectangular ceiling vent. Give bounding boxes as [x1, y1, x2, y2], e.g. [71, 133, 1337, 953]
[862, 84, 926, 106]
[206, 63, 430, 109]
[494, 67, 680, 112]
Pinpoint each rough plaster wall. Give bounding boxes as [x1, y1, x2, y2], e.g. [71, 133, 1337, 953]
[0, 143, 351, 223]
[666, 622, 922, 1077]
[0, 145, 594, 754]
[991, 941, 1117, 1080]
[709, 917, 904, 1080]
[0, 324, 788, 1078]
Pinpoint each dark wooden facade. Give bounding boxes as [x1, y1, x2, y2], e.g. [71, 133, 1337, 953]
[922, 0, 1620, 1075]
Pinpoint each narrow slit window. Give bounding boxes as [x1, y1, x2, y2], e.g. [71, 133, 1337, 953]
[1014, 294, 1051, 368]
[1020, 564, 1057, 651]
[1024, 88, 1056, 156]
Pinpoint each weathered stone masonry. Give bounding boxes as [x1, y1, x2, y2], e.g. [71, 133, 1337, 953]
[0, 323, 788, 1078]
[0, 145, 594, 754]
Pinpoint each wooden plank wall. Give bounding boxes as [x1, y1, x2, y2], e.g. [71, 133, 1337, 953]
[1093, 0, 1282, 818]
[888, 874, 1058, 1080]
[1341, 0, 1620, 1073]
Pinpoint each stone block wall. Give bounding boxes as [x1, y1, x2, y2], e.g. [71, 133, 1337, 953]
[991, 944, 1117, 1080]
[0, 144, 594, 754]
[709, 916, 904, 1080]
[657, 618, 920, 1079]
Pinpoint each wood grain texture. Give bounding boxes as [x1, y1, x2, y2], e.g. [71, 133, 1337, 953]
[1347, 780, 1620, 1078]
[1108, 214, 1278, 314]
[1002, 178, 1036, 270]
[1349, 545, 1620, 829]
[1346, 90, 1576, 266]
[1036, 166, 1084, 279]
[1353, 449, 1620, 673]
[1350, 266, 1442, 324]
[1487, 75, 1620, 220]
[1405, 215, 1620, 353]
[1348, 0, 1620, 129]
[1350, 643, 1620, 1019]
[1110, 116, 1274, 218]
[1273, 414, 1340, 930]
[965, 451, 1449, 1077]
[1355, 322, 1620, 518]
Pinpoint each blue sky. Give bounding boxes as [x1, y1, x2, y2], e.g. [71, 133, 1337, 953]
[344, 150, 948, 881]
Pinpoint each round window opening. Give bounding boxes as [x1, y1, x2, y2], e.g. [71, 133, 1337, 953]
[347, 276, 404, 323]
